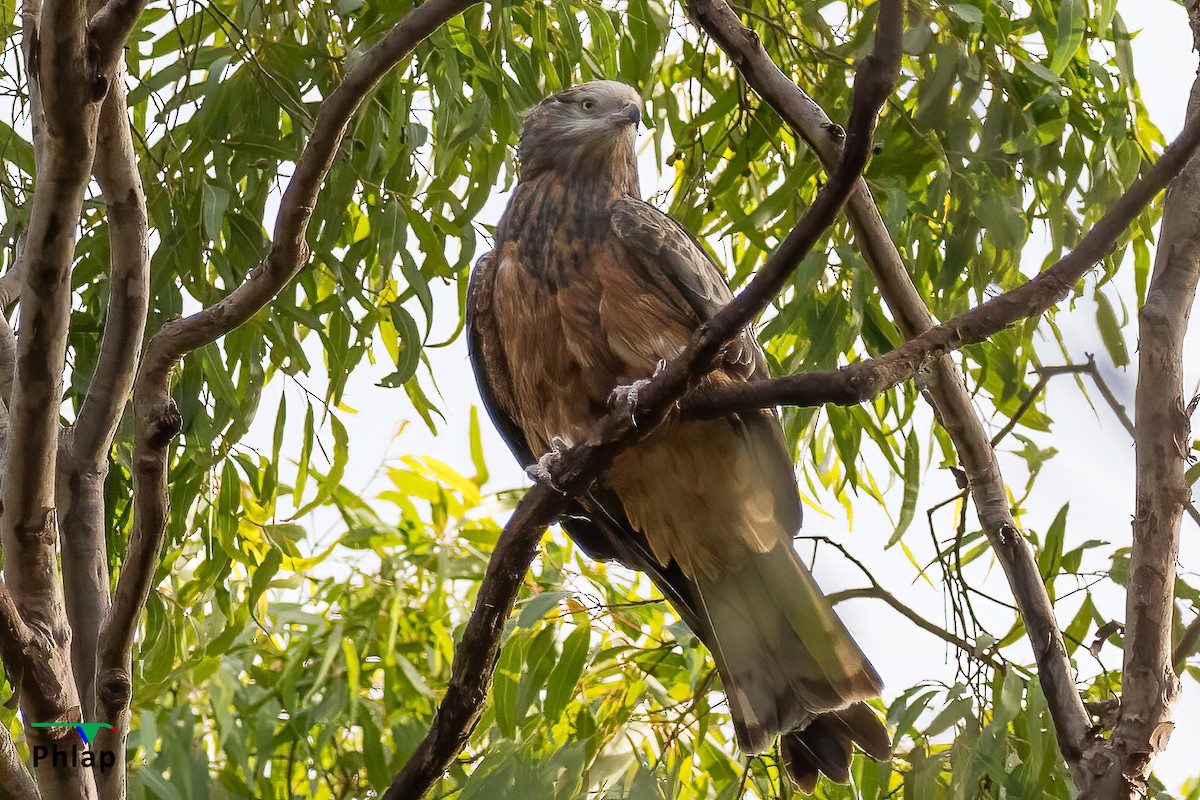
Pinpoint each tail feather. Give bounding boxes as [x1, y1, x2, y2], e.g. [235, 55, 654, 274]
[782, 704, 891, 791]
[695, 542, 883, 754]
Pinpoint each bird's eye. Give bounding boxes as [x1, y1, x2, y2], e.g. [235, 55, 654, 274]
[582, 99, 595, 111]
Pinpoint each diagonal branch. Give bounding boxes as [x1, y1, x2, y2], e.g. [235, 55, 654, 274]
[384, 4, 906, 797]
[674, 105, 1200, 414]
[681, 0, 1190, 771]
[90, 0, 483, 791]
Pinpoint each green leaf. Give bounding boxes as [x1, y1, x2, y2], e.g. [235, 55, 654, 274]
[493, 635, 523, 738]
[1037, 503, 1069, 582]
[1049, 0, 1085, 75]
[293, 404, 314, 505]
[202, 182, 230, 241]
[517, 590, 572, 628]
[544, 623, 591, 721]
[1095, 289, 1130, 368]
[290, 414, 349, 517]
[887, 430, 921, 547]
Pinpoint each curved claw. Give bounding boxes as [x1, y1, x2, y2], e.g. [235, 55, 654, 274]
[608, 378, 652, 427]
[608, 360, 668, 429]
[526, 436, 569, 493]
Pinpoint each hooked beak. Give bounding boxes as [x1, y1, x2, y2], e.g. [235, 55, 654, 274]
[616, 102, 642, 129]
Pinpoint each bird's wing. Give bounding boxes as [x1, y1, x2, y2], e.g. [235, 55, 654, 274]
[465, 251, 536, 467]
[466, 249, 712, 627]
[609, 196, 763, 379]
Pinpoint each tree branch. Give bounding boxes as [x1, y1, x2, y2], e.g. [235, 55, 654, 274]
[0, 586, 36, 798]
[827, 587, 1002, 672]
[681, 2, 1200, 774]
[383, 4, 905, 796]
[91, 0, 483, 786]
[1079, 35, 1200, 796]
[58, 47, 149, 798]
[2, 0, 113, 793]
[0, 718, 38, 800]
[87, 0, 145, 73]
[675, 111, 1200, 420]
[801, 532, 1003, 671]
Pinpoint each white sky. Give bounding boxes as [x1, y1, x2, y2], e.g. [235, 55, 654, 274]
[240, 0, 1200, 790]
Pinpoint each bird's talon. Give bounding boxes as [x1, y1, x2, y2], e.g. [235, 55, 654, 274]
[609, 378, 652, 428]
[527, 438, 569, 493]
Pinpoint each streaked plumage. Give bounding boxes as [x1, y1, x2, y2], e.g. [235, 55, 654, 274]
[466, 80, 890, 790]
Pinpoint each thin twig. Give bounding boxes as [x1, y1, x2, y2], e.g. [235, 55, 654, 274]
[826, 587, 1003, 672]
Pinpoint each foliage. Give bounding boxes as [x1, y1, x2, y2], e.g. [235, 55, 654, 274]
[0, 0, 1188, 796]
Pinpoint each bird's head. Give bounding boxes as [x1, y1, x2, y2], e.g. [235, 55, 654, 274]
[517, 80, 642, 189]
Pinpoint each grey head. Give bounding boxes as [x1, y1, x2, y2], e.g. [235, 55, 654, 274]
[517, 80, 643, 187]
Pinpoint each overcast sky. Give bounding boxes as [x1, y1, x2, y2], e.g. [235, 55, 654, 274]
[242, 0, 1200, 789]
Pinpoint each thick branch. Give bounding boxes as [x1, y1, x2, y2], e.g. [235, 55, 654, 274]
[1080, 57, 1200, 799]
[383, 4, 904, 796]
[86, 0, 145, 73]
[3, 0, 107, 795]
[59, 57, 149, 799]
[62, 53, 148, 723]
[92, 0, 482, 785]
[685, 0, 1200, 771]
[0, 720, 38, 800]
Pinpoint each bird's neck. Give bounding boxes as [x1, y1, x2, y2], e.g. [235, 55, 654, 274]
[518, 146, 640, 199]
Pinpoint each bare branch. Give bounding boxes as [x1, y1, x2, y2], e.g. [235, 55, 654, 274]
[0, 587, 36, 799]
[800, 533, 1002, 671]
[0, 719, 38, 800]
[681, 0, 1200, 774]
[72, 74, 149, 466]
[58, 60, 148, 793]
[383, 5, 905, 796]
[1079, 66, 1200, 799]
[92, 0, 483, 787]
[827, 587, 1003, 672]
[87, 0, 145, 72]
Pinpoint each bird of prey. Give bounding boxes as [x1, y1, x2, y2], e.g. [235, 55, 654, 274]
[466, 80, 890, 790]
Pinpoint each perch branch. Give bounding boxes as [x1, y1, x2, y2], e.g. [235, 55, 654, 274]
[683, 0, 1200, 771]
[383, 3, 905, 797]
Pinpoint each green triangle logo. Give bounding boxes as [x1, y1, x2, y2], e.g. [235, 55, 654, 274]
[30, 721, 112, 745]
[75, 723, 112, 745]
